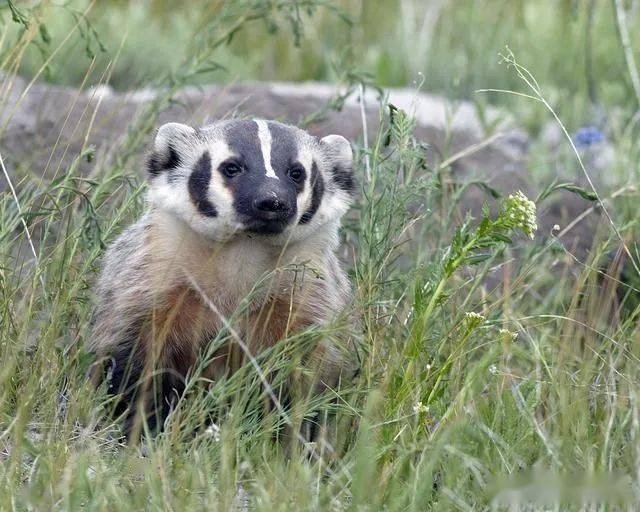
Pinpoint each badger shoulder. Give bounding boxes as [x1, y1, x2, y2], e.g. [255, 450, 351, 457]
[89, 215, 156, 353]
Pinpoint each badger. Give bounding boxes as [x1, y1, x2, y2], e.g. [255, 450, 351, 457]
[89, 119, 357, 439]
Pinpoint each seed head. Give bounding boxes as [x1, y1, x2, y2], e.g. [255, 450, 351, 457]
[498, 328, 518, 342]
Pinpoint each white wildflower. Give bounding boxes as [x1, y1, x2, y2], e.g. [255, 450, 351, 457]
[502, 190, 537, 239]
[413, 401, 430, 414]
[205, 423, 221, 442]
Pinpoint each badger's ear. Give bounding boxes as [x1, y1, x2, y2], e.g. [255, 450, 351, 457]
[320, 134, 355, 194]
[147, 122, 196, 177]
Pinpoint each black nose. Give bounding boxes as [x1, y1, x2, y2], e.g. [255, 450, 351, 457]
[252, 192, 292, 222]
[253, 196, 288, 214]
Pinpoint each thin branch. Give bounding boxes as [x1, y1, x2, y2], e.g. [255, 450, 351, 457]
[0, 150, 45, 293]
[359, 83, 372, 183]
[437, 131, 506, 171]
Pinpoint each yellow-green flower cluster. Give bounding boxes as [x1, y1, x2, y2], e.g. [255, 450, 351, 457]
[498, 328, 518, 342]
[465, 311, 486, 327]
[501, 190, 538, 239]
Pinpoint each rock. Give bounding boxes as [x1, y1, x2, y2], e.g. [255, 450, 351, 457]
[0, 74, 602, 259]
[1, 75, 524, 186]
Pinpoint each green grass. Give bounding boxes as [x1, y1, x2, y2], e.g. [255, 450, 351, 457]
[2, 0, 640, 510]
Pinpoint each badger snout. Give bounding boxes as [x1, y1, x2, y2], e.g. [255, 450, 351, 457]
[252, 191, 292, 220]
[244, 184, 296, 234]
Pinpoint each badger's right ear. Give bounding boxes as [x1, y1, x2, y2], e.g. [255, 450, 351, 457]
[147, 122, 196, 177]
[320, 134, 355, 195]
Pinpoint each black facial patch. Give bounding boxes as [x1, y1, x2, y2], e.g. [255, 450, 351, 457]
[188, 152, 217, 217]
[331, 164, 356, 195]
[299, 161, 324, 224]
[222, 120, 300, 231]
[147, 144, 181, 177]
[267, 122, 302, 192]
[224, 120, 264, 173]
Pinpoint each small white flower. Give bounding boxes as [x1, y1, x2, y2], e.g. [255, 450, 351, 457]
[205, 423, 221, 442]
[413, 401, 430, 414]
[488, 364, 498, 375]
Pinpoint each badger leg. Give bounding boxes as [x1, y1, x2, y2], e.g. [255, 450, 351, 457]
[92, 327, 186, 439]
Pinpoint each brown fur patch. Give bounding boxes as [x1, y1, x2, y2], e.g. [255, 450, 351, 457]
[245, 296, 312, 352]
[141, 285, 216, 379]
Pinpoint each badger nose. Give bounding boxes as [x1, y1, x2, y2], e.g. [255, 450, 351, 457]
[252, 191, 291, 221]
[253, 196, 287, 213]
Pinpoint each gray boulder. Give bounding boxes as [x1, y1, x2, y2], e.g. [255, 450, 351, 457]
[0, 75, 601, 257]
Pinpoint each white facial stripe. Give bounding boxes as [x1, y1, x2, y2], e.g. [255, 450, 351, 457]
[207, 139, 236, 217]
[254, 119, 279, 180]
[295, 145, 314, 215]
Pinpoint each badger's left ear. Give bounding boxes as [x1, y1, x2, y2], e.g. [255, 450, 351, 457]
[321, 134, 356, 195]
[147, 122, 196, 178]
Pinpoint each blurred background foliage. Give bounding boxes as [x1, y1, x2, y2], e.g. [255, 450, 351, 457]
[2, 0, 639, 132]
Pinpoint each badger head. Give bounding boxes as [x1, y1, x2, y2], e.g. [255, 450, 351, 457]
[146, 119, 355, 244]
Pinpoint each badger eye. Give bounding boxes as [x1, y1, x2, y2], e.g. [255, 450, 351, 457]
[220, 161, 243, 178]
[287, 164, 305, 183]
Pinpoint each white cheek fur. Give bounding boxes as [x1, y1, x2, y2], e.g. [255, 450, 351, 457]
[293, 145, 316, 221]
[147, 139, 246, 242]
[288, 189, 351, 243]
